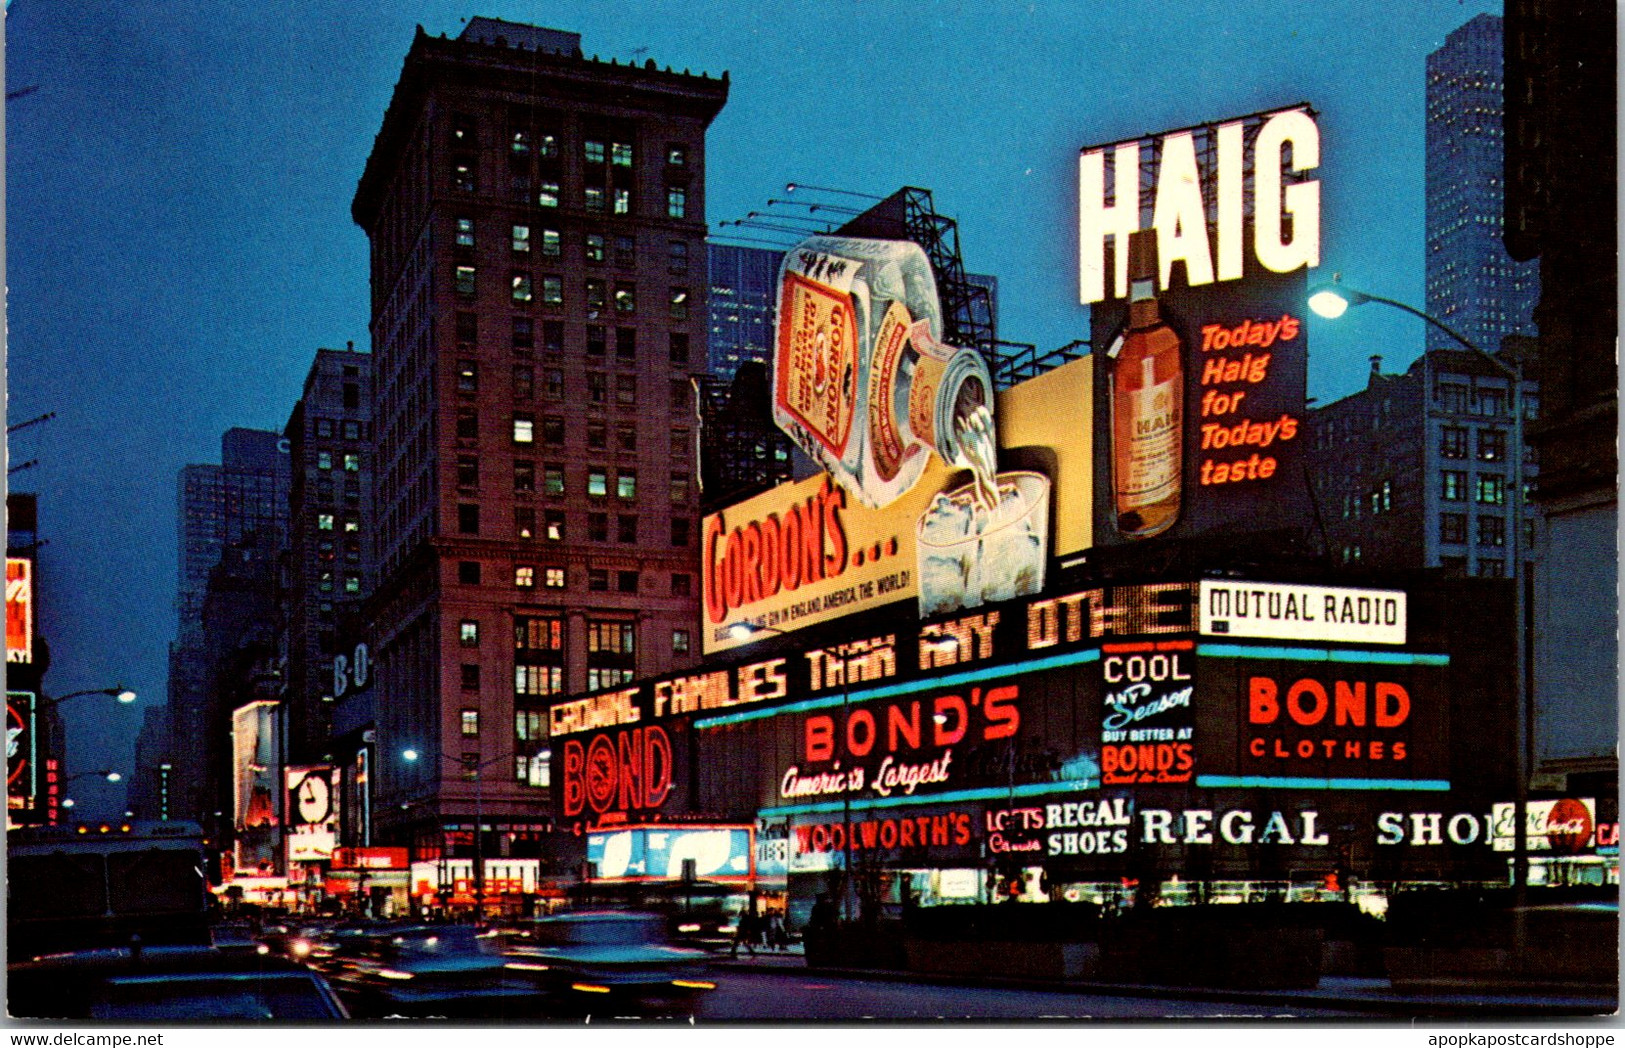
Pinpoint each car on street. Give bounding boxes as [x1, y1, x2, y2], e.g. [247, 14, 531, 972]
[319, 923, 553, 1019]
[504, 910, 716, 1016]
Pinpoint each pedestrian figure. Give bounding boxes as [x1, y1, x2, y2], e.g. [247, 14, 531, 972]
[768, 911, 788, 951]
[730, 901, 761, 957]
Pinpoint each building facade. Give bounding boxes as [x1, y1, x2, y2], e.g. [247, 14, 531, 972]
[351, 17, 727, 881]
[282, 346, 375, 769]
[1503, 0, 1617, 787]
[1308, 348, 1539, 579]
[1425, 14, 1540, 355]
[706, 241, 780, 383]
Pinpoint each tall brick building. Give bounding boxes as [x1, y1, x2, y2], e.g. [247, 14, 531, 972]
[352, 18, 726, 871]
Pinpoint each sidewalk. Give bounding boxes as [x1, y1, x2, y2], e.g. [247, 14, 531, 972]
[707, 944, 1618, 1017]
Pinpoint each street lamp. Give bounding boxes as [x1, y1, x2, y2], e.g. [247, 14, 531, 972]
[43, 686, 137, 708]
[402, 747, 504, 919]
[1309, 279, 1532, 913]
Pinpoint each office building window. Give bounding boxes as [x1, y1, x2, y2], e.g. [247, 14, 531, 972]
[542, 320, 564, 354]
[457, 407, 479, 439]
[543, 464, 565, 496]
[538, 181, 560, 208]
[671, 517, 690, 547]
[1439, 513, 1467, 545]
[343, 453, 360, 472]
[667, 145, 687, 166]
[588, 470, 608, 497]
[586, 279, 607, 311]
[1441, 471, 1466, 502]
[515, 507, 535, 539]
[587, 420, 608, 449]
[617, 570, 640, 593]
[588, 568, 609, 592]
[616, 328, 637, 360]
[611, 142, 633, 167]
[1439, 383, 1470, 412]
[456, 216, 475, 247]
[669, 288, 689, 319]
[515, 665, 562, 698]
[456, 311, 478, 345]
[461, 709, 480, 736]
[457, 455, 479, 488]
[614, 283, 636, 313]
[586, 233, 605, 263]
[616, 374, 637, 405]
[543, 368, 564, 399]
[514, 460, 535, 493]
[667, 186, 687, 218]
[1478, 429, 1506, 462]
[616, 425, 637, 452]
[670, 473, 690, 503]
[1475, 475, 1506, 505]
[588, 512, 608, 542]
[458, 504, 480, 534]
[1477, 515, 1506, 547]
[668, 240, 689, 275]
[586, 326, 606, 357]
[1441, 426, 1468, 459]
[615, 235, 635, 267]
[617, 470, 637, 499]
[1478, 558, 1506, 578]
[584, 139, 606, 164]
[458, 561, 481, 585]
[513, 316, 535, 350]
[671, 573, 691, 597]
[613, 188, 631, 215]
[542, 416, 565, 445]
[585, 186, 606, 212]
[673, 630, 691, 655]
[512, 224, 531, 253]
[317, 512, 334, 531]
[514, 365, 534, 401]
[455, 266, 476, 295]
[617, 515, 638, 544]
[515, 565, 535, 588]
[540, 275, 563, 305]
[513, 414, 534, 444]
[461, 664, 480, 690]
[544, 509, 565, 542]
[669, 332, 690, 365]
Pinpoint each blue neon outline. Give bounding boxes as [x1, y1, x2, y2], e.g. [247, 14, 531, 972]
[1195, 775, 1451, 791]
[758, 776, 1100, 818]
[693, 647, 1103, 729]
[1197, 644, 1449, 666]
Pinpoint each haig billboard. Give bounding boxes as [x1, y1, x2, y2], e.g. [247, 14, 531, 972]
[1084, 105, 1318, 546]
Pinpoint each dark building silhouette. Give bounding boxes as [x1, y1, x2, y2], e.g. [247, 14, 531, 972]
[351, 17, 727, 874]
[1503, 0, 1617, 789]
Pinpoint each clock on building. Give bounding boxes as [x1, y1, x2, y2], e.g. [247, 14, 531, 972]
[295, 772, 331, 825]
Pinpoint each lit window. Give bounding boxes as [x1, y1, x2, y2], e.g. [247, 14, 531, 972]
[456, 217, 475, 247]
[538, 133, 558, 158]
[515, 565, 536, 588]
[461, 709, 480, 736]
[614, 284, 636, 313]
[586, 280, 606, 311]
[667, 186, 687, 218]
[512, 225, 531, 252]
[317, 513, 334, 531]
[538, 182, 560, 208]
[455, 265, 476, 295]
[544, 510, 564, 541]
[588, 470, 608, 497]
[545, 567, 565, 588]
[586, 234, 605, 263]
[460, 620, 480, 646]
[540, 228, 560, 256]
[543, 465, 565, 496]
[585, 139, 606, 164]
[344, 575, 360, 594]
[511, 273, 533, 303]
[1476, 475, 1506, 505]
[515, 507, 535, 539]
[585, 186, 606, 211]
[513, 415, 534, 443]
[670, 473, 690, 503]
[318, 451, 333, 470]
[611, 142, 633, 167]
[673, 629, 690, 655]
[541, 275, 563, 305]
[1442, 471, 1466, 502]
[613, 188, 630, 215]
[669, 287, 689, 319]
[667, 145, 687, 166]
[617, 471, 637, 499]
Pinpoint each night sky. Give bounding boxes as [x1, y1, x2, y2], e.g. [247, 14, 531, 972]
[6, 0, 1500, 817]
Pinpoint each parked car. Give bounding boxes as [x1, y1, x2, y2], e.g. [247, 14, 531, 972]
[505, 910, 716, 1016]
[8, 945, 349, 1020]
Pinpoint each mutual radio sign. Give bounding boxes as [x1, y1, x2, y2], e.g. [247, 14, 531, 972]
[1199, 580, 1406, 645]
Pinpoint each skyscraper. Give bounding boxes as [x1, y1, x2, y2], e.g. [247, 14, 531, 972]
[1425, 14, 1540, 354]
[706, 241, 780, 382]
[167, 428, 289, 823]
[351, 18, 727, 877]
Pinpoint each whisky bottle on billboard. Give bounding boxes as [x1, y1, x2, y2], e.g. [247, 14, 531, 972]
[1110, 230, 1183, 538]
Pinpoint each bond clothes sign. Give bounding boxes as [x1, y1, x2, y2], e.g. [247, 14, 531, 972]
[1200, 580, 1406, 645]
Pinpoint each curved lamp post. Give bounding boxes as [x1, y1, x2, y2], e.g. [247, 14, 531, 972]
[1309, 279, 1531, 916]
[402, 748, 504, 918]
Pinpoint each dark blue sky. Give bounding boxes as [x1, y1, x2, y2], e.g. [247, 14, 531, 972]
[6, 0, 1500, 817]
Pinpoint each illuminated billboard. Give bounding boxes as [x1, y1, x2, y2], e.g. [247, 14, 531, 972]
[286, 765, 340, 862]
[7, 558, 33, 664]
[1083, 105, 1317, 547]
[231, 700, 280, 874]
[586, 824, 753, 882]
[1199, 580, 1407, 645]
[707, 356, 1093, 653]
[7, 690, 37, 819]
